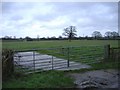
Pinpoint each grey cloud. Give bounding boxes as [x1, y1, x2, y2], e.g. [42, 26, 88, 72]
[1, 2, 118, 37]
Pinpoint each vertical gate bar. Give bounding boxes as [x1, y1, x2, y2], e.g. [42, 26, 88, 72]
[67, 47, 70, 67]
[52, 56, 53, 70]
[33, 51, 35, 72]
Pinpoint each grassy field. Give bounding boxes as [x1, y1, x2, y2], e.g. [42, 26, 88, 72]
[2, 40, 119, 65]
[2, 40, 119, 50]
[2, 40, 119, 88]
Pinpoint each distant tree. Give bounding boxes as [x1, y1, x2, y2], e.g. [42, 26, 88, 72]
[104, 31, 112, 38]
[47, 36, 50, 40]
[105, 31, 119, 39]
[3, 36, 12, 40]
[19, 37, 23, 41]
[41, 37, 46, 40]
[85, 36, 88, 40]
[62, 26, 77, 42]
[58, 36, 62, 40]
[14, 36, 16, 39]
[4, 36, 10, 39]
[92, 31, 102, 39]
[111, 31, 119, 38]
[51, 36, 57, 40]
[25, 36, 33, 41]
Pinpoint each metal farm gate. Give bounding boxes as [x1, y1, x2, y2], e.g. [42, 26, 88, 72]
[14, 46, 105, 73]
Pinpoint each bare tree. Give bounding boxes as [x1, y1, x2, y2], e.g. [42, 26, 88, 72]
[104, 31, 112, 38]
[92, 31, 102, 39]
[105, 31, 119, 38]
[62, 26, 77, 42]
[111, 31, 119, 37]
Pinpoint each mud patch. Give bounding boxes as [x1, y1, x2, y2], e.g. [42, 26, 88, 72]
[68, 69, 119, 88]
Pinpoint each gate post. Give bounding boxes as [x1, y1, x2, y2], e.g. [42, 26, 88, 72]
[10, 51, 14, 74]
[67, 47, 70, 67]
[104, 44, 110, 61]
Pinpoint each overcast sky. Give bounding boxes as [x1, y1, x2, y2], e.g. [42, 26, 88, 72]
[1, 2, 118, 38]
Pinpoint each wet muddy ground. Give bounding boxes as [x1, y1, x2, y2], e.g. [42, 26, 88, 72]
[68, 69, 119, 88]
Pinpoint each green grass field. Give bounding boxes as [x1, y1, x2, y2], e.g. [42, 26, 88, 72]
[2, 40, 119, 50]
[2, 40, 119, 68]
[2, 40, 119, 65]
[2, 40, 119, 88]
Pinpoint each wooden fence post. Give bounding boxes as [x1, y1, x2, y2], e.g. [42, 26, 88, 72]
[2, 49, 14, 81]
[104, 44, 110, 61]
[11, 51, 14, 73]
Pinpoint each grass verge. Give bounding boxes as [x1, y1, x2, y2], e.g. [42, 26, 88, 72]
[64, 61, 120, 73]
[2, 71, 74, 88]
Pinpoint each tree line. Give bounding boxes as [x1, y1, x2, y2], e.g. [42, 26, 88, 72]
[1, 26, 120, 41]
[62, 26, 119, 41]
